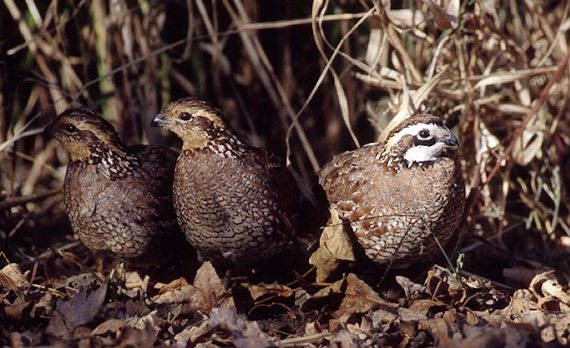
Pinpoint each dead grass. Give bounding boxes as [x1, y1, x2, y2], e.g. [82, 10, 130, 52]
[1, 0, 569, 346]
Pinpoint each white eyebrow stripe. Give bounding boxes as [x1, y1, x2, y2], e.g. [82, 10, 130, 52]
[384, 123, 442, 150]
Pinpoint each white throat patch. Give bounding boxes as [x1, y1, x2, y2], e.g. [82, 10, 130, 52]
[384, 122, 453, 166]
[403, 142, 447, 165]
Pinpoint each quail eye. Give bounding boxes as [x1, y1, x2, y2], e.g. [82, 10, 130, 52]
[64, 124, 78, 133]
[418, 129, 431, 139]
[178, 112, 192, 121]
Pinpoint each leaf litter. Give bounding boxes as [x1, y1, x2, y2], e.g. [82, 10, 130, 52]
[2, 0, 570, 346]
[3, 252, 569, 346]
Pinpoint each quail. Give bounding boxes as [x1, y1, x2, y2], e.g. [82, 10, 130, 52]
[319, 114, 465, 268]
[45, 107, 181, 260]
[151, 97, 298, 266]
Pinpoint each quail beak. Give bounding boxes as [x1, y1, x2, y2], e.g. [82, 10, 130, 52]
[151, 113, 171, 128]
[442, 133, 460, 149]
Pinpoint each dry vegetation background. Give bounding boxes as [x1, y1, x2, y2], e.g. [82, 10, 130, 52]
[1, 0, 570, 346]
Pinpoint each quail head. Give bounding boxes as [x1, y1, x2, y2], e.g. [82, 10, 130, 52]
[45, 107, 181, 261]
[319, 114, 465, 268]
[151, 97, 298, 266]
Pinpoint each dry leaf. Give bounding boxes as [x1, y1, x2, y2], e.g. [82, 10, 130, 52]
[46, 273, 107, 339]
[398, 307, 428, 322]
[512, 311, 570, 345]
[423, 0, 452, 30]
[209, 306, 273, 348]
[396, 275, 426, 299]
[387, 9, 425, 28]
[418, 317, 456, 341]
[300, 276, 346, 314]
[4, 300, 32, 322]
[29, 292, 54, 319]
[512, 109, 546, 165]
[333, 274, 396, 320]
[173, 320, 210, 346]
[446, 0, 459, 28]
[152, 261, 233, 313]
[499, 289, 538, 317]
[0, 263, 29, 289]
[309, 209, 356, 282]
[248, 283, 294, 302]
[529, 270, 570, 305]
[438, 325, 537, 348]
[92, 319, 127, 337]
[152, 284, 198, 305]
[155, 277, 190, 295]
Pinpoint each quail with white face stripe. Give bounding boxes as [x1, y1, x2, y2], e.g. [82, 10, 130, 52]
[319, 113, 465, 268]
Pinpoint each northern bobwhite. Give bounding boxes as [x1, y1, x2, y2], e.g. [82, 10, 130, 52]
[151, 97, 298, 265]
[319, 114, 465, 268]
[45, 107, 180, 260]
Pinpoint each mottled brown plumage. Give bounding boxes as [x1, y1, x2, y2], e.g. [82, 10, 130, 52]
[319, 114, 465, 268]
[151, 97, 298, 265]
[45, 107, 180, 260]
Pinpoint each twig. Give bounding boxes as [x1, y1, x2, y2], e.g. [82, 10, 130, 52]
[461, 49, 570, 227]
[279, 332, 330, 346]
[459, 270, 516, 291]
[0, 188, 62, 211]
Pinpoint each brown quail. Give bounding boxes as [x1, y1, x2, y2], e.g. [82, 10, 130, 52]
[45, 107, 181, 261]
[319, 114, 465, 268]
[151, 97, 298, 266]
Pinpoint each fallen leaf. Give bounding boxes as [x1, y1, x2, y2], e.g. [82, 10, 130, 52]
[368, 307, 399, 327]
[328, 328, 359, 346]
[248, 283, 294, 302]
[46, 273, 107, 338]
[115, 318, 159, 348]
[425, 267, 466, 304]
[309, 209, 356, 282]
[398, 307, 428, 322]
[300, 276, 347, 314]
[333, 274, 396, 320]
[0, 263, 29, 288]
[247, 282, 296, 318]
[155, 277, 189, 295]
[193, 261, 230, 308]
[29, 292, 54, 319]
[529, 270, 570, 305]
[91, 319, 128, 344]
[396, 275, 426, 299]
[4, 299, 32, 322]
[499, 289, 537, 317]
[209, 306, 273, 348]
[408, 298, 446, 318]
[173, 320, 210, 346]
[438, 325, 537, 348]
[152, 261, 233, 314]
[418, 317, 456, 341]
